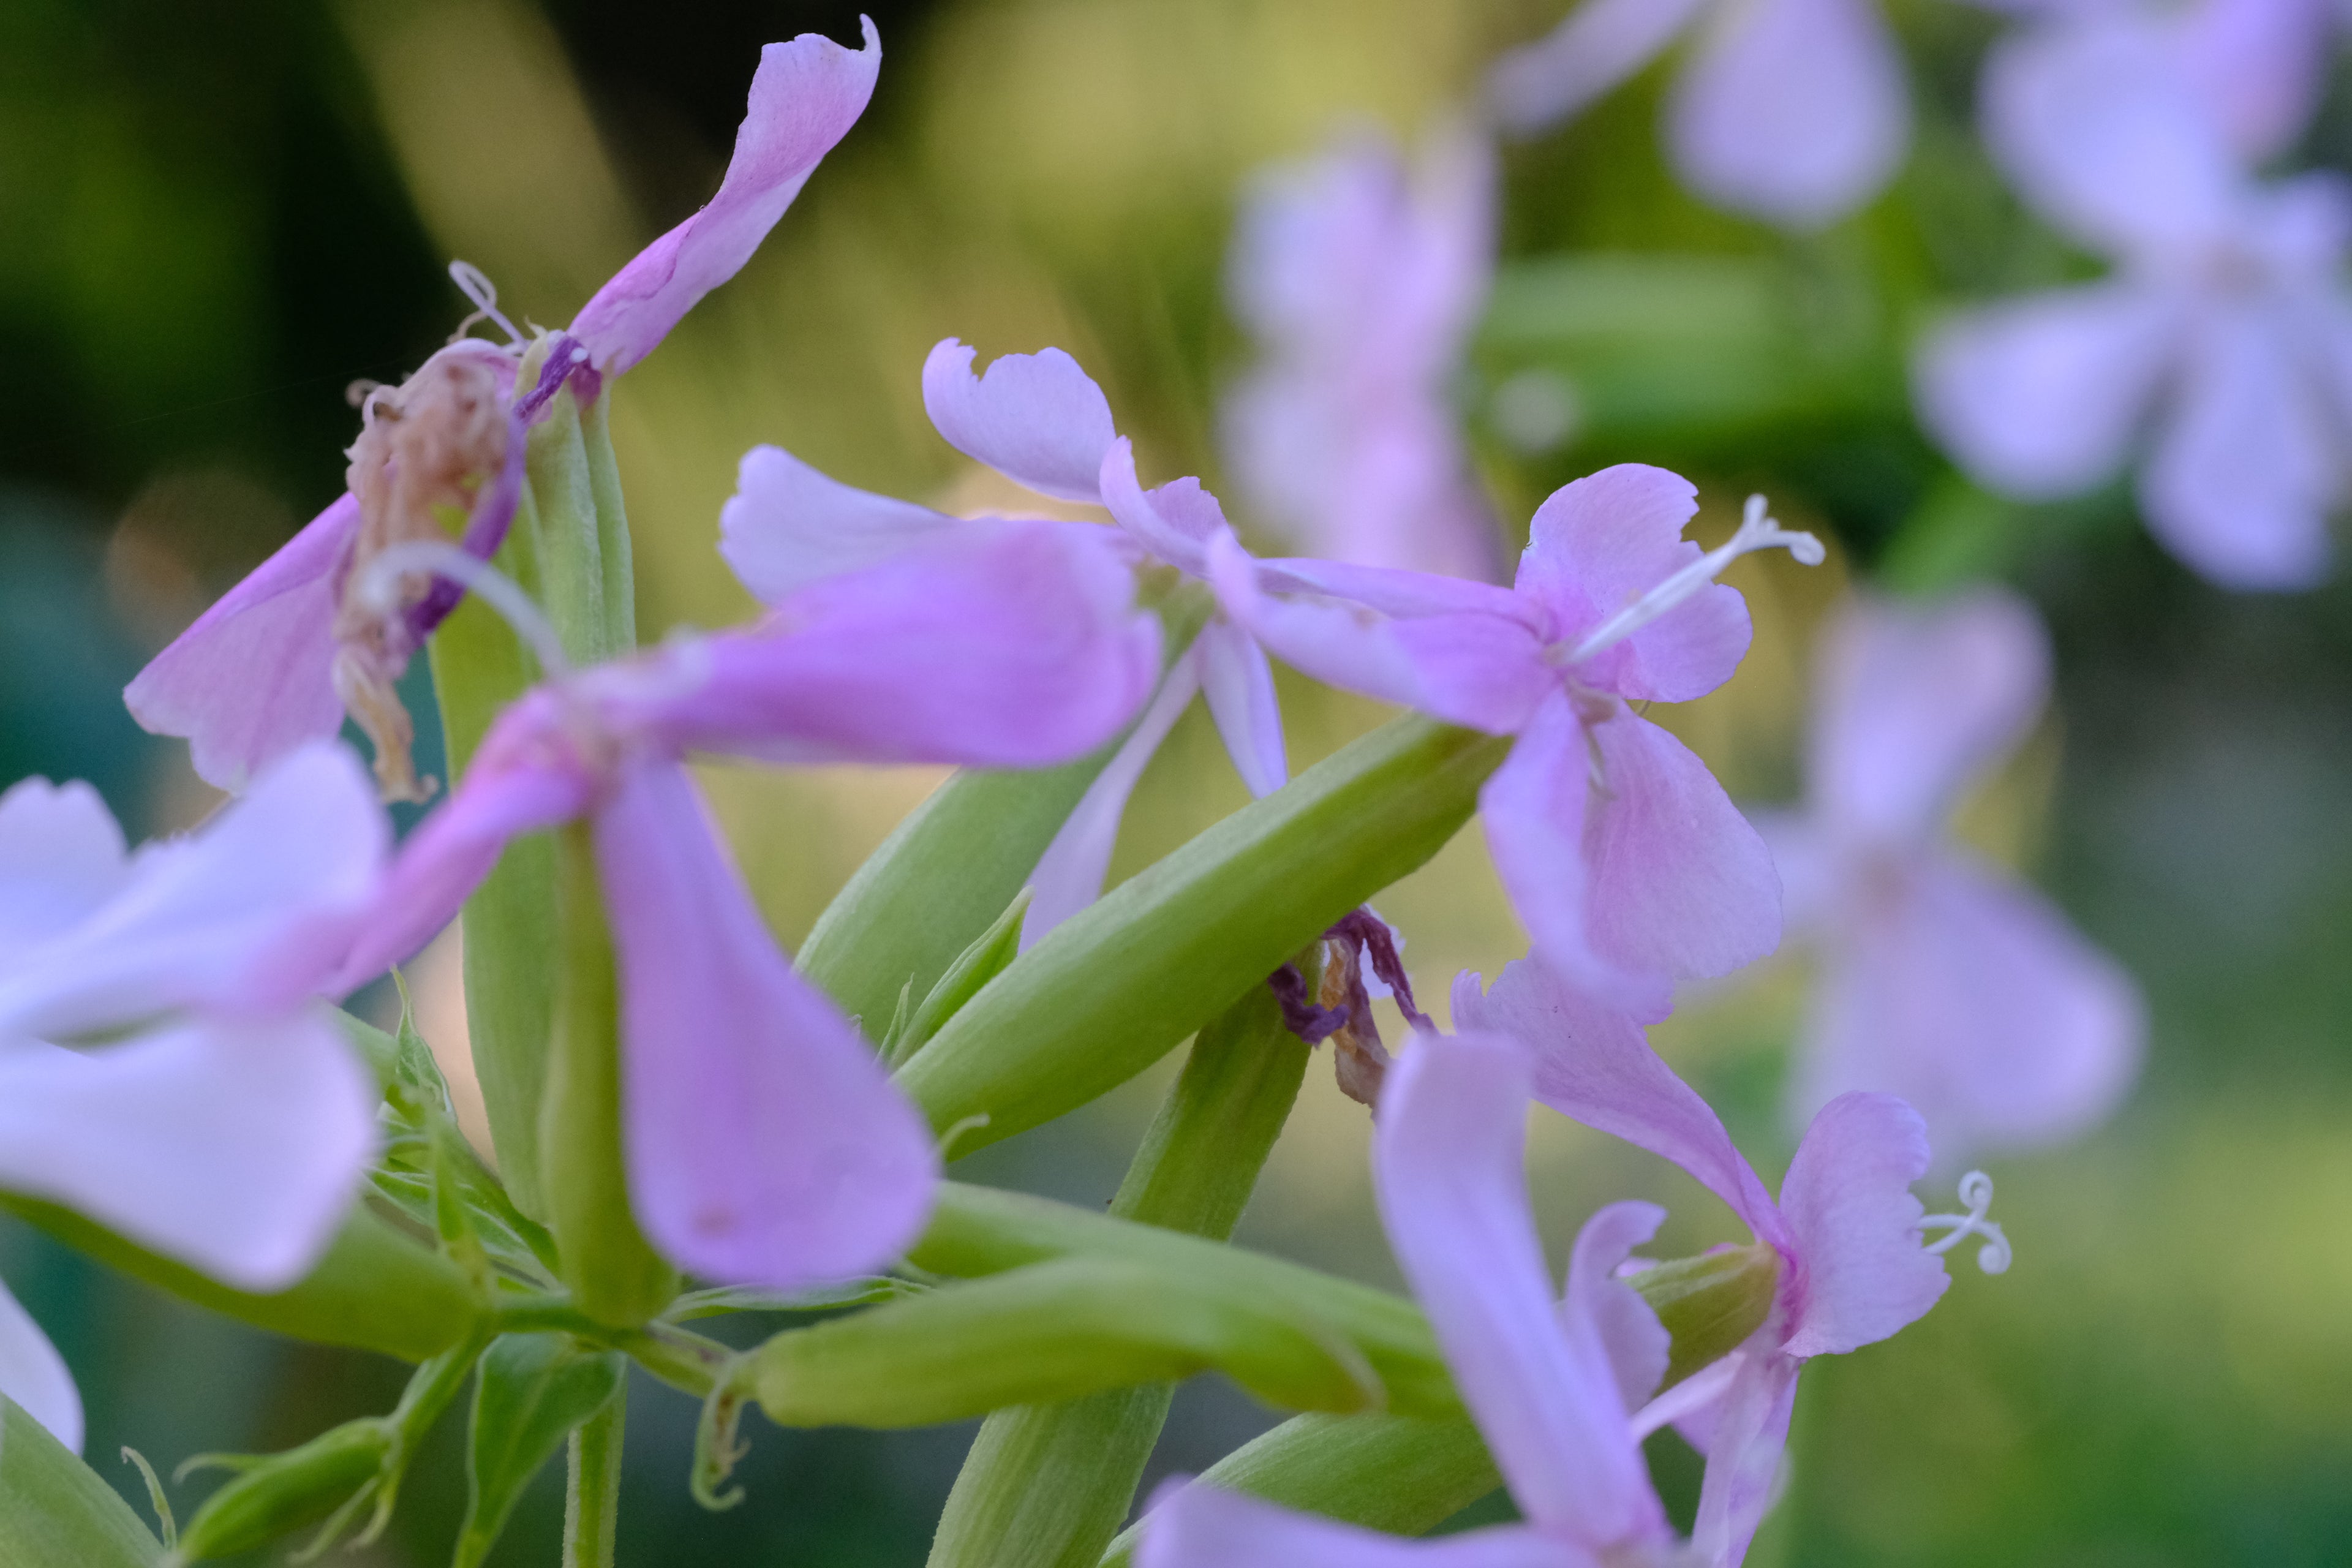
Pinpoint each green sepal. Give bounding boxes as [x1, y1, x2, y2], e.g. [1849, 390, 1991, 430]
[540, 823, 677, 1327]
[453, 1333, 627, 1568]
[0, 1400, 165, 1568]
[1636, 1243, 1780, 1390]
[752, 1257, 1387, 1430]
[928, 976, 1313, 1568]
[796, 589, 1214, 1034]
[169, 1419, 394, 1562]
[884, 888, 1031, 1067]
[908, 1183, 1454, 1417]
[0, 1195, 477, 1363]
[1099, 1412, 1496, 1567]
[895, 717, 1509, 1155]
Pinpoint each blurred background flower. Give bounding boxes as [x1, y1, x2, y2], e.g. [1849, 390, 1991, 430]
[4, 0, 2351, 1562]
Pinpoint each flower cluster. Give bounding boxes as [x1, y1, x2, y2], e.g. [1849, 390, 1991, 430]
[2, 4, 2235, 1565]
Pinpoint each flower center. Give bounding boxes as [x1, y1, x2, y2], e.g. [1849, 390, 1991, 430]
[1918, 1169, 2011, 1275]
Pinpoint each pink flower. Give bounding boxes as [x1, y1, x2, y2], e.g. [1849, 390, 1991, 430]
[126, 22, 883, 794]
[1487, 0, 1909, 230]
[1455, 960, 2004, 1563]
[1915, 5, 2352, 588]
[1213, 467, 1818, 1017]
[1755, 590, 2143, 1161]
[1221, 123, 1501, 580]
[0, 745, 390, 1450]
[325, 523, 1159, 1289]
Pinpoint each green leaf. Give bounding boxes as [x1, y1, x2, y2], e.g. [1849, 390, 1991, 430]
[1, 1195, 477, 1363]
[895, 716, 1507, 1155]
[453, 1333, 627, 1568]
[0, 1400, 164, 1567]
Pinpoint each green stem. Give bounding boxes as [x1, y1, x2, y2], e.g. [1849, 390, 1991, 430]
[928, 973, 1315, 1567]
[562, 1384, 626, 1568]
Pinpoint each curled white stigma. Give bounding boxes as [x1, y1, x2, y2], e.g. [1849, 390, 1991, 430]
[1919, 1169, 2011, 1275]
[448, 259, 524, 347]
[1563, 494, 1825, 667]
[355, 541, 571, 680]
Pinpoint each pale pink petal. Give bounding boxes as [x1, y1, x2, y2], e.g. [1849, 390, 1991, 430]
[0, 744, 387, 1038]
[123, 494, 355, 793]
[568, 20, 880, 377]
[0, 1279, 80, 1453]
[1518, 466, 1750, 705]
[1981, 18, 2241, 257]
[1099, 436, 1227, 576]
[923, 339, 1119, 503]
[1808, 589, 2051, 846]
[1485, 0, 1710, 136]
[1777, 1092, 1949, 1359]
[1453, 959, 1784, 1246]
[1914, 283, 2179, 500]
[2142, 301, 2336, 590]
[719, 444, 962, 605]
[1564, 1200, 1673, 1415]
[1476, 698, 1672, 1019]
[1213, 535, 1553, 735]
[1138, 1480, 1573, 1568]
[2169, 0, 2331, 163]
[1585, 707, 1782, 987]
[643, 521, 1161, 768]
[1251, 556, 1536, 625]
[1668, 0, 1910, 229]
[0, 779, 128, 963]
[1020, 651, 1202, 949]
[0, 1014, 376, 1292]
[1374, 1029, 1666, 1547]
[597, 758, 938, 1287]
[1689, 1349, 1800, 1568]
[1196, 618, 1288, 799]
[1790, 847, 2144, 1161]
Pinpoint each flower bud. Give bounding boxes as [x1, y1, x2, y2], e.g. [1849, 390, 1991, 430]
[1630, 1241, 1781, 1389]
[168, 1419, 393, 1562]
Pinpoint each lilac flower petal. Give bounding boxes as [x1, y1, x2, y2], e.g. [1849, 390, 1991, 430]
[1486, 0, 1709, 137]
[0, 1278, 80, 1453]
[597, 758, 938, 1287]
[1374, 1029, 1666, 1546]
[1138, 1480, 1567, 1568]
[1196, 618, 1288, 799]
[923, 339, 1119, 503]
[2142, 303, 2335, 590]
[2170, 0, 2330, 163]
[123, 494, 356, 793]
[1777, 1092, 1949, 1358]
[568, 20, 881, 377]
[1791, 847, 2145, 1160]
[0, 1014, 376, 1292]
[1668, 0, 1910, 229]
[1476, 698, 1673, 1019]
[0, 744, 386, 1039]
[1982, 18, 2241, 256]
[1519, 466, 1750, 705]
[645, 522, 1160, 768]
[1809, 589, 2051, 845]
[1915, 283, 2178, 501]
[0, 778, 129, 963]
[1689, 1349, 1800, 1568]
[1563, 1200, 1673, 1416]
[1099, 437, 1227, 576]
[1747, 809, 1833, 934]
[1453, 958, 1785, 1247]
[1251, 556, 1536, 626]
[1020, 649, 1202, 949]
[718, 444, 962, 605]
[1213, 536, 1553, 735]
[1585, 707, 1782, 987]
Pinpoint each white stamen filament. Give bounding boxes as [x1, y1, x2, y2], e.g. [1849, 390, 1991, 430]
[1561, 494, 1825, 668]
[1919, 1169, 2011, 1275]
[1628, 1354, 1740, 1443]
[355, 541, 571, 680]
[448, 260, 524, 347]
